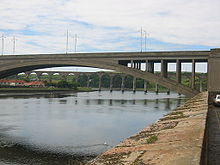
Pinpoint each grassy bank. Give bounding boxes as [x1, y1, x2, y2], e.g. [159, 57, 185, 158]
[0, 87, 93, 93]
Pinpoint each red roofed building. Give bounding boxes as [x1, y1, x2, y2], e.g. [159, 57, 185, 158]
[0, 79, 45, 88]
[24, 81, 45, 87]
[0, 79, 26, 86]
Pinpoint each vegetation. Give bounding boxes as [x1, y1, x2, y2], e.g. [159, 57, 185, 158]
[146, 135, 158, 144]
[8, 71, 208, 91]
[45, 80, 77, 90]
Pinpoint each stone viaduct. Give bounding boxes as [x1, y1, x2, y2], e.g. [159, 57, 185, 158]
[20, 70, 205, 94]
[0, 48, 219, 97]
[22, 71, 129, 92]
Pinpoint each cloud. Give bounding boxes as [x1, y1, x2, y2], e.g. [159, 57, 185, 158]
[0, 0, 219, 55]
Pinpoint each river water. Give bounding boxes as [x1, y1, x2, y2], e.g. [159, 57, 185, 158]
[0, 91, 186, 165]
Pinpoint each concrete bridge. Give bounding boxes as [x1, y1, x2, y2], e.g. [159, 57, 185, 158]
[0, 48, 219, 97]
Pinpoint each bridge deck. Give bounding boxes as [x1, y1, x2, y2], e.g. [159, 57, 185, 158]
[0, 50, 209, 62]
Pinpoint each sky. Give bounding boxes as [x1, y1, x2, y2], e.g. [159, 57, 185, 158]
[0, 0, 219, 72]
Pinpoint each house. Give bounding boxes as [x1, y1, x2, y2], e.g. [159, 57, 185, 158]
[0, 79, 45, 88]
[0, 79, 26, 86]
[24, 81, 45, 87]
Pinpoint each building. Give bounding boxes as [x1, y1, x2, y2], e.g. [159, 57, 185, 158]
[0, 79, 26, 86]
[0, 79, 45, 87]
[24, 81, 45, 88]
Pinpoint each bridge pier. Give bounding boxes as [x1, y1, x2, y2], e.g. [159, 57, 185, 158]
[133, 77, 136, 93]
[86, 74, 91, 88]
[131, 60, 134, 68]
[191, 59, 196, 89]
[148, 61, 154, 73]
[144, 81, 148, 93]
[161, 60, 169, 93]
[144, 60, 149, 93]
[176, 59, 182, 83]
[200, 79, 203, 92]
[155, 83, 159, 94]
[208, 49, 220, 100]
[161, 60, 168, 78]
[109, 74, 114, 92]
[121, 75, 125, 92]
[98, 73, 103, 91]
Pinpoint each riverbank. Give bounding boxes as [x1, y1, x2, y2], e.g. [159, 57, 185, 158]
[0, 87, 93, 93]
[87, 92, 208, 165]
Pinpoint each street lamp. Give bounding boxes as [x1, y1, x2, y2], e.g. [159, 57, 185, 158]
[143, 30, 149, 52]
[66, 30, 69, 54]
[1, 34, 6, 55]
[12, 36, 17, 55]
[139, 27, 143, 52]
[73, 34, 78, 53]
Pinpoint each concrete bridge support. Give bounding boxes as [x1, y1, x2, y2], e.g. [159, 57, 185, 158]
[144, 81, 148, 93]
[155, 83, 159, 94]
[133, 77, 136, 93]
[144, 60, 149, 93]
[191, 59, 196, 89]
[176, 59, 181, 84]
[208, 49, 220, 99]
[121, 75, 125, 92]
[131, 60, 134, 68]
[98, 73, 103, 91]
[109, 74, 114, 92]
[200, 79, 203, 92]
[161, 60, 168, 78]
[148, 61, 154, 73]
[86, 74, 91, 88]
[161, 60, 169, 94]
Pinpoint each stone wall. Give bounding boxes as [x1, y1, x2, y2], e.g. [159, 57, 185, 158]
[87, 92, 208, 165]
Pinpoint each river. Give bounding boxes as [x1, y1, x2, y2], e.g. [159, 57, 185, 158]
[0, 91, 186, 165]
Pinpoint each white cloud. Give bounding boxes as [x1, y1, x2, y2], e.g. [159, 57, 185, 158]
[0, 0, 219, 55]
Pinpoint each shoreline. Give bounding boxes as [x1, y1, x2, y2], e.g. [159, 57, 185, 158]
[0, 87, 94, 93]
[87, 92, 208, 165]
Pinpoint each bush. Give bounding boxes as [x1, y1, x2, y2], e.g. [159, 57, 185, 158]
[56, 80, 78, 89]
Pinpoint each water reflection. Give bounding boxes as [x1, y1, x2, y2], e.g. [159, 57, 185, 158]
[0, 91, 187, 165]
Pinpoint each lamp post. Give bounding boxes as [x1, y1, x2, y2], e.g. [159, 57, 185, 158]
[139, 28, 149, 52]
[140, 27, 143, 52]
[73, 34, 78, 53]
[12, 36, 17, 55]
[1, 34, 6, 55]
[66, 30, 69, 54]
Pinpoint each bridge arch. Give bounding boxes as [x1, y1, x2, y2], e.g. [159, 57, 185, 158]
[0, 58, 199, 97]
